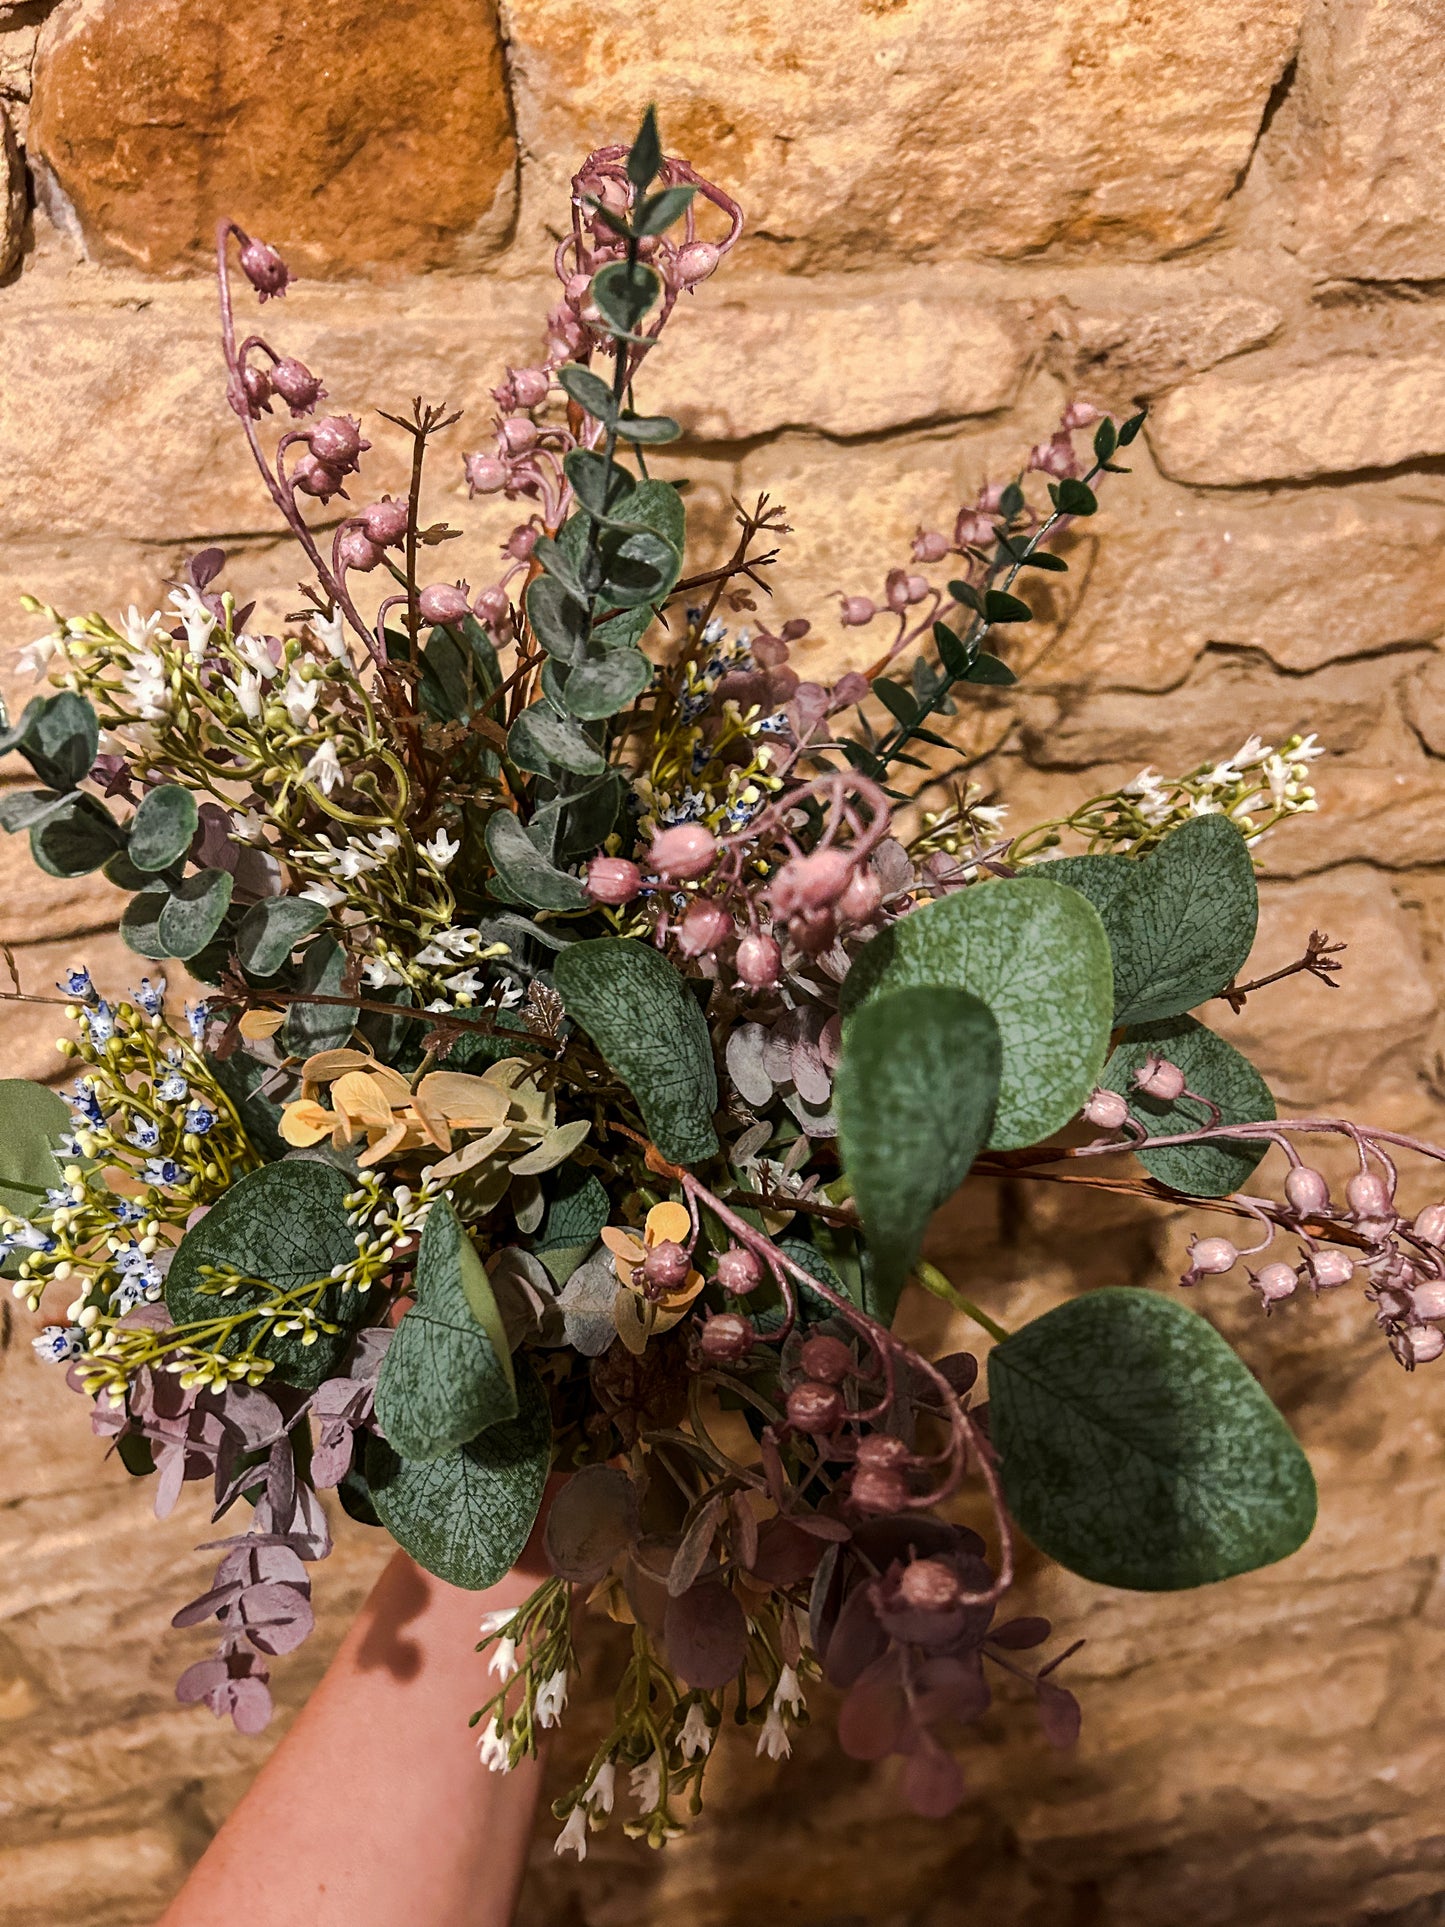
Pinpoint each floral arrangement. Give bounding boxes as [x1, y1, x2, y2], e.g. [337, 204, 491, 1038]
[1, 113, 1435, 1855]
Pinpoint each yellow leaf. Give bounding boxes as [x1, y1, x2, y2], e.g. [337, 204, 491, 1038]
[416, 1071, 511, 1131]
[279, 1099, 337, 1148]
[645, 1200, 691, 1247]
[332, 1071, 396, 1133]
[239, 1008, 286, 1041]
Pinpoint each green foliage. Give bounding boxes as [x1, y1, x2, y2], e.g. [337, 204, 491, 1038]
[156, 868, 234, 960]
[0, 691, 98, 791]
[835, 987, 1001, 1324]
[1038, 814, 1258, 1026]
[235, 896, 329, 978]
[280, 935, 356, 1054]
[126, 785, 198, 872]
[29, 794, 122, 877]
[484, 810, 590, 911]
[0, 1079, 69, 1218]
[374, 1199, 516, 1460]
[534, 1163, 611, 1286]
[508, 703, 606, 779]
[591, 259, 663, 338]
[554, 937, 719, 1164]
[1101, 1016, 1275, 1197]
[164, 1162, 366, 1389]
[558, 643, 653, 721]
[366, 1358, 552, 1589]
[841, 877, 1113, 1150]
[990, 1287, 1316, 1589]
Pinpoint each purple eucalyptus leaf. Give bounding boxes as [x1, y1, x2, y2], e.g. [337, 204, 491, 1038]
[1036, 1680, 1082, 1749]
[666, 1494, 723, 1599]
[545, 1465, 640, 1584]
[901, 1740, 968, 1818]
[837, 1651, 907, 1761]
[749, 1517, 825, 1587]
[663, 1580, 747, 1691]
[989, 1615, 1052, 1650]
[237, 1582, 316, 1657]
[171, 1582, 245, 1630]
[822, 1581, 888, 1689]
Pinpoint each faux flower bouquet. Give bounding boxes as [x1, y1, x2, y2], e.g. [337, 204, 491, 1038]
[1, 114, 1433, 1852]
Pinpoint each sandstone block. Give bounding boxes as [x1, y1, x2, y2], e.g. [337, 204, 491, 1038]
[1254, 765, 1445, 876]
[1224, 868, 1436, 1103]
[1149, 351, 1445, 486]
[505, 0, 1303, 267]
[1048, 482, 1445, 687]
[0, 103, 21, 275]
[1271, 0, 1445, 281]
[0, 1826, 187, 1926]
[28, 0, 516, 278]
[1046, 288, 1283, 405]
[662, 281, 1026, 439]
[1022, 649, 1415, 772]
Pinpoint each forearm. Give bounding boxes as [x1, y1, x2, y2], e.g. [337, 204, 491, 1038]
[157, 1551, 545, 1927]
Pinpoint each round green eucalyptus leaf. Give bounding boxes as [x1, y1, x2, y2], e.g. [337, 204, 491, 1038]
[163, 1160, 365, 1389]
[1039, 814, 1258, 1026]
[990, 1287, 1316, 1591]
[841, 877, 1113, 1149]
[367, 1358, 552, 1589]
[127, 785, 199, 873]
[0, 1079, 70, 1219]
[1101, 1016, 1275, 1198]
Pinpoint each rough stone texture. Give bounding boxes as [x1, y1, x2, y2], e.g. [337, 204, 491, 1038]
[1150, 348, 1445, 487]
[1270, 0, 1445, 281]
[28, 0, 516, 278]
[662, 280, 1027, 439]
[504, 0, 1304, 267]
[7, 0, 1445, 1921]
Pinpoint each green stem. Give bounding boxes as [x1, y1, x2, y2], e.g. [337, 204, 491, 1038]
[914, 1258, 1011, 1344]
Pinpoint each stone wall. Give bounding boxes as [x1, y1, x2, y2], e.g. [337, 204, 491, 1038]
[2, 2, 1445, 1922]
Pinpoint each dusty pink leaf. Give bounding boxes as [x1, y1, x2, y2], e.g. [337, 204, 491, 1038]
[837, 1652, 907, 1761]
[902, 1741, 967, 1818]
[544, 1465, 640, 1584]
[663, 1580, 748, 1690]
[1036, 1680, 1082, 1749]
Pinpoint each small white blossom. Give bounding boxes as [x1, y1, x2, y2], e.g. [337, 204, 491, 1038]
[227, 669, 265, 721]
[444, 969, 481, 997]
[553, 1806, 589, 1861]
[17, 631, 62, 678]
[303, 740, 344, 795]
[756, 1705, 791, 1761]
[332, 846, 381, 882]
[120, 606, 164, 653]
[122, 655, 172, 722]
[283, 668, 320, 727]
[772, 1664, 804, 1715]
[476, 1717, 512, 1774]
[488, 1636, 518, 1681]
[629, 1755, 662, 1811]
[169, 584, 217, 659]
[233, 634, 280, 681]
[535, 1668, 568, 1728]
[421, 829, 461, 869]
[232, 809, 269, 844]
[583, 1762, 616, 1813]
[478, 1607, 516, 1639]
[368, 827, 401, 858]
[299, 880, 347, 910]
[679, 1702, 713, 1760]
[363, 956, 407, 989]
[314, 609, 349, 660]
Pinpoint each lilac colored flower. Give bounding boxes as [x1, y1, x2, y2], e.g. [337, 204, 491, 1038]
[157, 1072, 189, 1103]
[142, 1158, 184, 1189]
[59, 966, 95, 1000]
[127, 1118, 161, 1151]
[83, 999, 115, 1045]
[186, 1002, 209, 1044]
[183, 1105, 216, 1137]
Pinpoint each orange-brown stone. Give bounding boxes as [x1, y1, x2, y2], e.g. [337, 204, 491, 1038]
[27, 0, 516, 278]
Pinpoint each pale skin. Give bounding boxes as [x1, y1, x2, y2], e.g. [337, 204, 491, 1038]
[156, 1546, 547, 1927]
